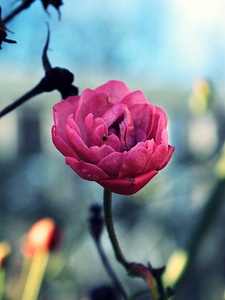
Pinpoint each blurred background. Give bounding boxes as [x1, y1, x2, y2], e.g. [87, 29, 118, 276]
[0, 0, 225, 299]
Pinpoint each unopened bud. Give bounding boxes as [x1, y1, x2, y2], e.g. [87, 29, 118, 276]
[21, 218, 62, 258]
[88, 204, 104, 242]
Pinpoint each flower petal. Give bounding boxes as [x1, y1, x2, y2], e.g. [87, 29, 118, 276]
[66, 157, 109, 181]
[95, 80, 131, 104]
[53, 96, 79, 142]
[97, 152, 127, 177]
[148, 107, 168, 143]
[52, 126, 77, 157]
[84, 113, 108, 147]
[144, 142, 169, 171]
[121, 90, 148, 107]
[159, 145, 175, 169]
[102, 103, 127, 127]
[129, 104, 155, 139]
[66, 115, 115, 164]
[119, 140, 155, 177]
[75, 89, 112, 138]
[103, 133, 121, 152]
[98, 170, 158, 195]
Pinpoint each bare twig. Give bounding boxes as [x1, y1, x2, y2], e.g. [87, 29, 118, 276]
[3, 0, 35, 24]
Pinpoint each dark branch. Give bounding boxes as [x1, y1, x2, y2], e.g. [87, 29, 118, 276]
[0, 85, 43, 118]
[42, 23, 52, 72]
[0, 26, 79, 118]
[3, 0, 35, 24]
[0, 7, 17, 48]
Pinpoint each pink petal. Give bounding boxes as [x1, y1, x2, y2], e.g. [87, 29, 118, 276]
[155, 111, 168, 144]
[119, 140, 155, 178]
[155, 106, 167, 127]
[160, 129, 169, 145]
[148, 107, 168, 143]
[102, 104, 136, 151]
[98, 170, 158, 195]
[136, 128, 147, 143]
[75, 89, 112, 137]
[94, 80, 131, 104]
[66, 115, 92, 160]
[97, 152, 127, 177]
[84, 113, 108, 147]
[84, 113, 121, 151]
[52, 126, 78, 157]
[66, 157, 109, 181]
[66, 115, 115, 164]
[103, 133, 121, 152]
[118, 107, 136, 151]
[129, 104, 155, 138]
[53, 96, 79, 142]
[121, 90, 148, 107]
[102, 103, 127, 127]
[144, 142, 169, 171]
[159, 145, 175, 169]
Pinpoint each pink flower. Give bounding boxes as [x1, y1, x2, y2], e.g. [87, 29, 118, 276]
[52, 80, 174, 195]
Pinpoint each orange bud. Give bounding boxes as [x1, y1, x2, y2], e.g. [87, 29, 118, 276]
[21, 218, 61, 258]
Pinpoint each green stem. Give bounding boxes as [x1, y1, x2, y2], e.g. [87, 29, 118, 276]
[154, 276, 166, 300]
[21, 250, 49, 300]
[103, 189, 130, 270]
[103, 189, 168, 300]
[0, 268, 6, 300]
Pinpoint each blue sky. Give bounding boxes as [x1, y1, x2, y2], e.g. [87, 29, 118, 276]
[1, 0, 225, 86]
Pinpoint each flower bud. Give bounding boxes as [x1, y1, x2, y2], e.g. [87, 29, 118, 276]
[88, 204, 104, 242]
[88, 284, 119, 300]
[21, 218, 62, 258]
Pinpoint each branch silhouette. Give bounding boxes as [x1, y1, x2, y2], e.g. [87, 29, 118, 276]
[0, 7, 17, 49]
[3, 0, 35, 24]
[0, 26, 78, 118]
[3, 0, 62, 24]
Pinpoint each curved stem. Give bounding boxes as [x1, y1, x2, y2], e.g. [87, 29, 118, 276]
[96, 239, 128, 300]
[103, 189, 130, 270]
[103, 189, 169, 300]
[154, 275, 166, 300]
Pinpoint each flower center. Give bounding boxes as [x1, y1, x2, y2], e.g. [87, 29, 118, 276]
[108, 116, 123, 137]
[109, 115, 135, 152]
[101, 104, 136, 152]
